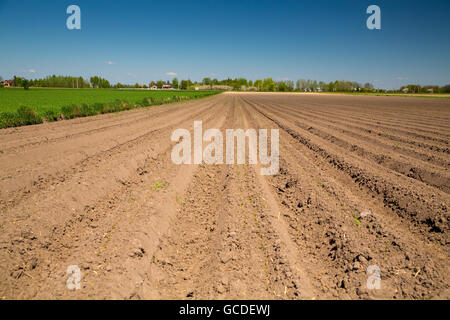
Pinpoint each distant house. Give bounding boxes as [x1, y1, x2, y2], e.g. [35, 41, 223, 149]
[212, 85, 232, 91]
[162, 84, 173, 89]
[0, 80, 12, 87]
[150, 85, 158, 90]
[195, 85, 212, 91]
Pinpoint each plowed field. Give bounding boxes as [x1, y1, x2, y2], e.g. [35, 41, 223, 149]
[0, 92, 448, 299]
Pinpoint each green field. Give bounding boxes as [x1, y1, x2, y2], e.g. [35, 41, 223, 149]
[0, 88, 219, 128]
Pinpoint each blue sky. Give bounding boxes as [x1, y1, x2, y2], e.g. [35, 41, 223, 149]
[1, 0, 449, 89]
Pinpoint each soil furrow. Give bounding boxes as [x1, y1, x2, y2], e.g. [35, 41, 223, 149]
[0, 92, 448, 300]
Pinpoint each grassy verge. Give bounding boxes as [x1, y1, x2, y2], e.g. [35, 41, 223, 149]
[0, 89, 219, 129]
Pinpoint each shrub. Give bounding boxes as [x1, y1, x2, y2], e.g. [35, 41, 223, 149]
[61, 104, 82, 119]
[42, 109, 60, 122]
[0, 112, 17, 128]
[92, 102, 105, 113]
[142, 98, 151, 107]
[101, 104, 111, 114]
[0, 106, 43, 128]
[80, 103, 96, 117]
[103, 100, 123, 113]
[16, 106, 42, 125]
[151, 97, 164, 105]
[120, 100, 133, 110]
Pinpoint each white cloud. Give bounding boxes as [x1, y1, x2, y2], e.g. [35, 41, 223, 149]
[166, 72, 177, 76]
[106, 61, 117, 65]
[127, 73, 136, 78]
[28, 69, 36, 73]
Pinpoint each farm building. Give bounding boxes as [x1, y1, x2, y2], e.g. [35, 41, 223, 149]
[0, 80, 12, 87]
[212, 85, 232, 91]
[195, 85, 212, 91]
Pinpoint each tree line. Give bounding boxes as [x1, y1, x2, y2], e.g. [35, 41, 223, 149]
[399, 84, 450, 94]
[1, 75, 449, 93]
[121, 78, 381, 92]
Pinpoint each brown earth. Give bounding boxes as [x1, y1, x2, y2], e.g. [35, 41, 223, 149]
[0, 92, 448, 300]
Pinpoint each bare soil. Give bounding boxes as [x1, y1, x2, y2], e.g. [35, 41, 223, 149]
[0, 93, 448, 299]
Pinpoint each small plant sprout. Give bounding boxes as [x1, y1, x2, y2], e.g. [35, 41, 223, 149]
[152, 180, 166, 191]
[352, 214, 361, 227]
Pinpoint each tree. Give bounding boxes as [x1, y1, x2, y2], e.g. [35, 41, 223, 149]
[286, 80, 294, 91]
[90, 76, 99, 88]
[180, 80, 188, 90]
[236, 78, 248, 87]
[90, 76, 110, 88]
[202, 77, 211, 86]
[263, 78, 276, 91]
[318, 81, 326, 91]
[22, 79, 31, 90]
[254, 80, 262, 91]
[328, 81, 335, 92]
[405, 84, 421, 93]
[334, 80, 353, 92]
[156, 80, 164, 89]
[352, 82, 361, 91]
[364, 82, 374, 90]
[13, 76, 23, 87]
[441, 84, 450, 93]
[172, 77, 179, 89]
[278, 81, 288, 92]
[312, 80, 318, 91]
[296, 79, 309, 91]
[27, 75, 90, 88]
[99, 78, 111, 88]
